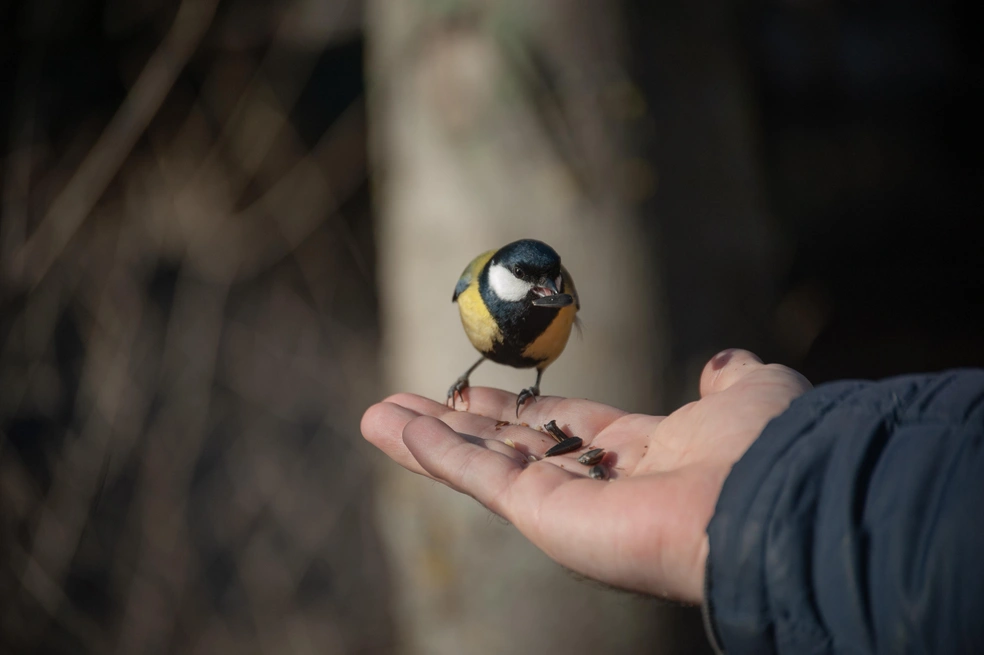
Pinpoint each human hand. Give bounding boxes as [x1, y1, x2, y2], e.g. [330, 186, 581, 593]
[361, 349, 812, 604]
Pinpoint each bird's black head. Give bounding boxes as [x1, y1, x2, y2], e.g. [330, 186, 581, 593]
[490, 239, 562, 283]
[483, 239, 570, 307]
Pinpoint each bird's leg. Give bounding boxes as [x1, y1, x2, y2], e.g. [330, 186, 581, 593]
[516, 368, 544, 416]
[447, 356, 486, 408]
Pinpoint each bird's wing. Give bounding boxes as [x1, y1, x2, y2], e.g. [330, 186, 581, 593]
[452, 249, 496, 302]
[561, 264, 580, 311]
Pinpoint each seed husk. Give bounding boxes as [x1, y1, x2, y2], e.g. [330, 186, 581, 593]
[544, 436, 583, 457]
[577, 449, 605, 466]
[542, 420, 569, 443]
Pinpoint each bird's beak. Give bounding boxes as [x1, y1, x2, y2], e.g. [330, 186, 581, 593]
[532, 277, 560, 298]
[531, 277, 573, 307]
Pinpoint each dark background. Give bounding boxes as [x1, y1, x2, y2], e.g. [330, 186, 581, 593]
[2, 0, 981, 652]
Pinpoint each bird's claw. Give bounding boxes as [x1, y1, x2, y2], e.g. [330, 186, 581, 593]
[515, 386, 540, 416]
[447, 378, 470, 409]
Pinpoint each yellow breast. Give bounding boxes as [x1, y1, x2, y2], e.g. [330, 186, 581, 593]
[521, 303, 577, 368]
[457, 283, 501, 352]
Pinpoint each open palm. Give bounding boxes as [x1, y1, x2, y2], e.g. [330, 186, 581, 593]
[361, 349, 811, 603]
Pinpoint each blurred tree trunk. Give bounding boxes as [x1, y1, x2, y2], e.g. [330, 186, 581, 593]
[365, 1, 672, 653]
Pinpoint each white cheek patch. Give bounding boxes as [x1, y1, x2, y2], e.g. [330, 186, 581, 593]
[488, 263, 533, 301]
[555, 275, 563, 292]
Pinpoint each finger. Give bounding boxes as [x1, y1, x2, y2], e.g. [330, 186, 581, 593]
[402, 415, 549, 514]
[699, 349, 765, 398]
[361, 402, 431, 476]
[383, 392, 459, 419]
[443, 386, 628, 439]
[381, 393, 593, 459]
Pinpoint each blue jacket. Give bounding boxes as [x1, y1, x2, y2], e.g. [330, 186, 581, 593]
[704, 371, 984, 655]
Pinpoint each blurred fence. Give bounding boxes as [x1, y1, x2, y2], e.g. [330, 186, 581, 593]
[2, 1, 393, 653]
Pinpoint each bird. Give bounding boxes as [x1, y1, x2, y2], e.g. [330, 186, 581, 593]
[448, 239, 580, 416]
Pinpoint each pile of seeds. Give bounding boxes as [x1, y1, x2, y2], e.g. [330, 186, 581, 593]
[541, 420, 608, 480]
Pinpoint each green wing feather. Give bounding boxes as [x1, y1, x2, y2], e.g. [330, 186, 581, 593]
[452, 249, 496, 302]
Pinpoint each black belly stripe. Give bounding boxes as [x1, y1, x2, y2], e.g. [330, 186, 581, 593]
[479, 269, 560, 369]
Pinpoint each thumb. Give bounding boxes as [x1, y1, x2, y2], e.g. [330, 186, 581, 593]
[699, 349, 765, 398]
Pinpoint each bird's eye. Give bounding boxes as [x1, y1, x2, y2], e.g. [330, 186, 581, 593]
[512, 265, 525, 278]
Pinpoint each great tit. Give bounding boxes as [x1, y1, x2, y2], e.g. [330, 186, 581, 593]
[448, 239, 580, 415]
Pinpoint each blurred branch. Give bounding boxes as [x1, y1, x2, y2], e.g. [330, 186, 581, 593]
[1, 20, 44, 276]
[9, 541, 108, 652]
[180, 0, 356, 202]
[2, 1, 389, 652]
[11, 264, 147, 648]
[10, 0, 220, 289]
[114, 275, 229, 655]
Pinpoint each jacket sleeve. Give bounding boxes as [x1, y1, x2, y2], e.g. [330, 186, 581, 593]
[703, 370, 984, 655]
